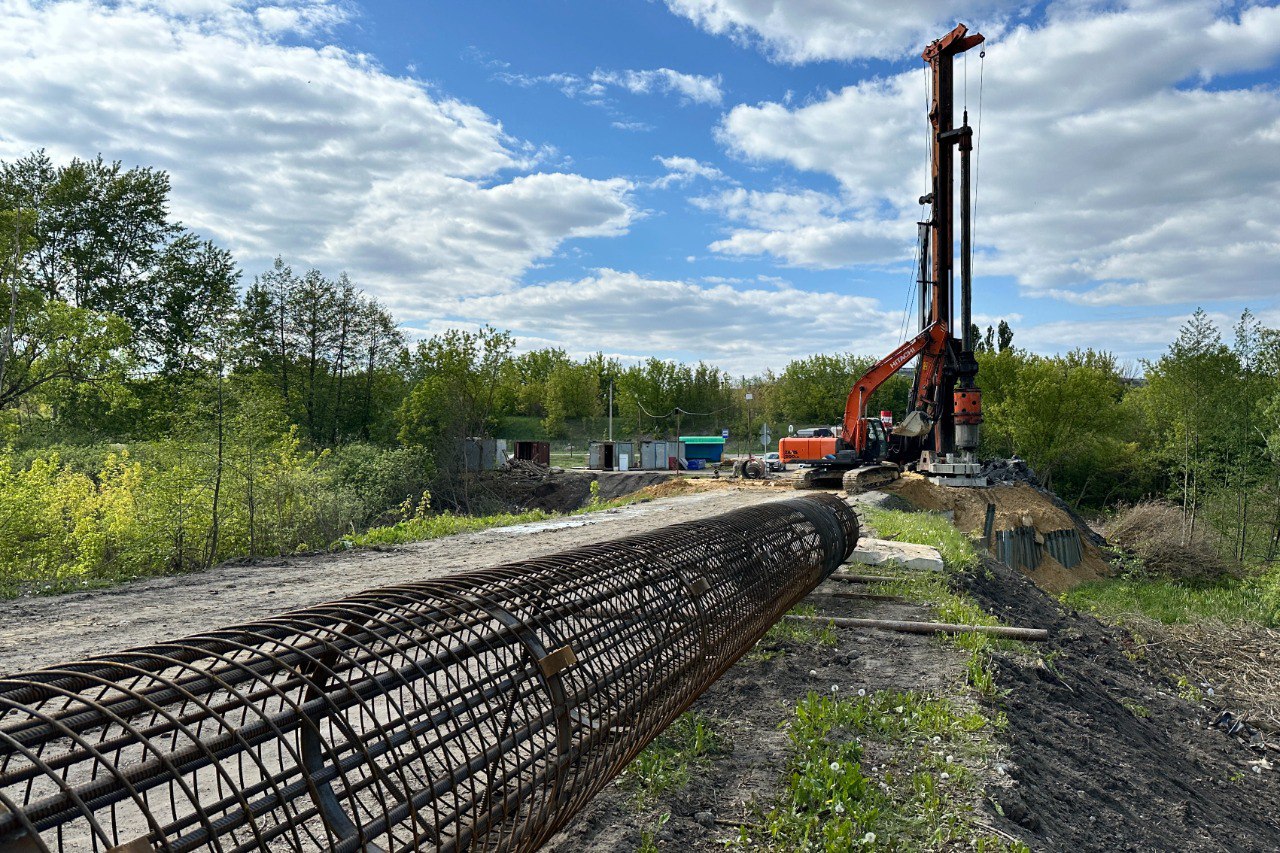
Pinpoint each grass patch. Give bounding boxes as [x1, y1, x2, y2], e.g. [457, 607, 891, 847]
[757, 603, 839, 649]
[620, 712, 728, 807]
[863, 508, 979, 572]
[738, 509, 1030, 850]
[1063, 573, 1280, 628]
[343, 508, 557, 548]
[737, 690, 1023, 852]
[343, 487, 648, 549]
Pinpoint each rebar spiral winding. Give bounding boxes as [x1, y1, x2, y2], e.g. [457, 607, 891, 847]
[0, 494, 857, 852]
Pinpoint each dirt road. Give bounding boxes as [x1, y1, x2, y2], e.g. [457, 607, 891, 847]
[0, 486, 790, 675]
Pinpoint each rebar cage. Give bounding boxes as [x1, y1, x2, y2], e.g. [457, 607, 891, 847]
[0, 494, 858, 853]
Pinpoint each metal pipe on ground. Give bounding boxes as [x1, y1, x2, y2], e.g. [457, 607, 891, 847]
[0, 495, 858, 853]
[785, 614, 1048, 642]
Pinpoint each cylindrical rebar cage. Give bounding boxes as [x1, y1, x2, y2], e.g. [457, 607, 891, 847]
[0, 494, 857, 853]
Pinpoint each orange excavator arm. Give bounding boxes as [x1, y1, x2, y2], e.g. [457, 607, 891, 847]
[841, 322, 949, 452]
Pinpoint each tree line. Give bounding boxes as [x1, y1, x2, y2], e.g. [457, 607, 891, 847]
[3, 148, 1280, 594]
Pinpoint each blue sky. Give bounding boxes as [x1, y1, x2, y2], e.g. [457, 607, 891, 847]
[1, 0, 1278, 374]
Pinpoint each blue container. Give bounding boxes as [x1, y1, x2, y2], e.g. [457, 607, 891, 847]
[678, 436, 726, 462]
[686, 459, 705, 470]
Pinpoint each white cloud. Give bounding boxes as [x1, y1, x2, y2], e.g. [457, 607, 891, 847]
[330, 174, 634, 316]
[650, 155, 727, 188]
[591, 68, 723, 105]
[1015, 312, 1209, 362]
[496, 66, 722, 106]
[612, 120, 655, 132]
[440, 268, 905, 374]
[713, 0, 1280, 306]
[664, 0, 1023, 62]
[0, 0, 638, 304]
[694, 187, 909, 267]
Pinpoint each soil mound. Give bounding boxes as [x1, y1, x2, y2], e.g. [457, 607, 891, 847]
[886, 474, 1112, 592]
[479, 465, 678, 513]
[964, 555, 1280, 850]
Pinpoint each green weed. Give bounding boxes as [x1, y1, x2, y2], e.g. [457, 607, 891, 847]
[857, 513, 1027, 700]
[755, 603, 839, 651]
[738, 690, 1022, 852]
[638, 812, 670, 852]
[620, 712, 728, 807]
[1176, 675, 1205, 703]
[863, 508, 979, 572]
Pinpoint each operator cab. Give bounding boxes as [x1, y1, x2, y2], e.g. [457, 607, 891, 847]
[866, 417, 890, 459]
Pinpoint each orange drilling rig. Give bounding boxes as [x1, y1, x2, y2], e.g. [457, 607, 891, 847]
[781, 23, 988, 492]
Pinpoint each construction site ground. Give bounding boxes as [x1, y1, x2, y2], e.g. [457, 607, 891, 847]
[3, 474, 1279, 850]
[542, 491, 1280, 851]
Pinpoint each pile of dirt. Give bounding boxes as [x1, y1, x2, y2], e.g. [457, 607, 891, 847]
[637, 477, 703, 499]
[479, 465, 679, 513]
[887, 474, 1112, 591]
[963, 554, 1280, 850]
[1105, 500, 1241, 580]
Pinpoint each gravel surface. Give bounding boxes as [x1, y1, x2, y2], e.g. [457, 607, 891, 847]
[0, 486, 791, 674]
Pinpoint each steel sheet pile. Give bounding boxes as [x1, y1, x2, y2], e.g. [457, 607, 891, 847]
[0, 494, 857, 853]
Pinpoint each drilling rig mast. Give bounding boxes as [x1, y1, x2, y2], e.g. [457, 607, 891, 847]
[913, 22, 987, 485]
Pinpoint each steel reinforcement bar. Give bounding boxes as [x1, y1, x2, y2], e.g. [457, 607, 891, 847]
[0, 494, 858, 853]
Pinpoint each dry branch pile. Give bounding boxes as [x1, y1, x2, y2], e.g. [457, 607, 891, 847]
[1106, 500, 1240, 580]
[1140, 619, 1280, 741]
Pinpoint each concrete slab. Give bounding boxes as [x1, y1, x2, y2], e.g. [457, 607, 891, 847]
[849, 537, 945, 572]
[847, 490, 916, 512]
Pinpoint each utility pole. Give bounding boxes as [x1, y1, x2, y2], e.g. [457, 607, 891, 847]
[608, 378, 613, 441]
[745, 391, 754, 459]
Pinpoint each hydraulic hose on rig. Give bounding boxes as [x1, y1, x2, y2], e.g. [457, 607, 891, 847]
[0, 494, 858, 853]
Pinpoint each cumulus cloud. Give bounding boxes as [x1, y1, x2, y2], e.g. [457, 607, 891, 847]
[439, 268, 905, 374]
[664, 0, 1024, 62]
[694, 187, 909, 268]
[713, 0, 1280, 306]
[496, 67, 723, 106]
[0, 0, 638, 304]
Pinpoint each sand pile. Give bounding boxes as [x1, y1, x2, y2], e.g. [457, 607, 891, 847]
[886, 474, 1113, 592]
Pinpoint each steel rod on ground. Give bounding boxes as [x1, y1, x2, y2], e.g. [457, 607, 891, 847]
[829, 573, 899, 584]
[0, 495, 858, 853]
[785, 614, 1048, 641]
